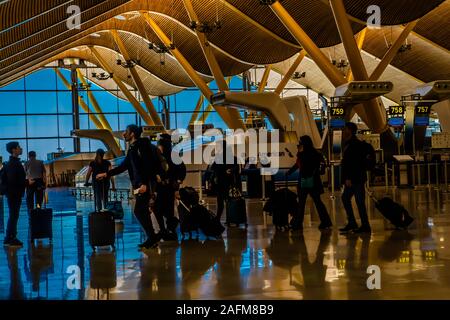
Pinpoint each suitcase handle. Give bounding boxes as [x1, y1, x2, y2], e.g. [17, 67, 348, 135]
[179, 200, 191, 214]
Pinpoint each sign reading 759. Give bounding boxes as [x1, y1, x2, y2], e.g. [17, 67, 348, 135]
[330, 106, 345, 117]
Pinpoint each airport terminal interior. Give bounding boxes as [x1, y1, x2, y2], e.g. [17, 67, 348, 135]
[1, 0, 450, 300]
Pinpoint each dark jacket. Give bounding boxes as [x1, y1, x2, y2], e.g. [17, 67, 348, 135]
[108, 138, 161, 189]
[211, 156, 241, 193]
[341, 136, 368, 184]
[288, 150, 325, 193]
[4, 156, 27, 197]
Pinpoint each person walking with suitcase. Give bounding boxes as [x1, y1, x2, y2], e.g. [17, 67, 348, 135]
[25, 151, 47, 212]
[85, 149, 115, 211]
[1, 142, 27, 247]
[286, 135, 332, 231]
[96, 125, 160, 249]
[154, 133, 186, 241]
[339, 122, 374, 234]
[210, 140, 241, 220]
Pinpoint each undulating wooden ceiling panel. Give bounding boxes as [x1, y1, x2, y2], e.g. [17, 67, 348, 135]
[227, 0, 363, 48]
[0, 0, 131, 74]
[343, 0, 445, 25]
[0, 0, 70, 30]
[363, 27, 450, 83]
[413, 0, 450, 51]
[52, 46, 187, 96]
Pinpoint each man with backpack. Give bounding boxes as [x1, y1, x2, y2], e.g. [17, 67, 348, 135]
[339, 122, 375, 234]
[96, 125, 162, 249]
[0, 142, 27, 247]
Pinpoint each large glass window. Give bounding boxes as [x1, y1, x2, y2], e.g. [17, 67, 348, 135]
[0, 67, 319, 162]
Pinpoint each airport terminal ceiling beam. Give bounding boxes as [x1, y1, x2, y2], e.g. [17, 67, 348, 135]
[270, 1, 346, 88]
[54, 68, 104, 131]
[74, 68, 114, 133]
[329, 0, 397, 132]
[89, 45, 154, 126]
[274, 50, 306, 96]
[110, 29, 164, 128]
[197, 77, 232, 124]
[141, 11, 245, 131]
[182, 0, 229, 92]
[329, 0, 369, 81]
[369, 20, 419, 81]
[189, 94, 204, 126]
[347, 28, 367, 82]
[258, 65, 272, 93]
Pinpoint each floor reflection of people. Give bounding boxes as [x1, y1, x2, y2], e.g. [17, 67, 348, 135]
[214, 228, 247, 298]
[24, 242, 53, 297]
[138, 245, 179, 299]
[5, 247, 25, 300]
[266, 230, 331, 299]
[344, 233, 380, 299]
[298, 232, 331, 299]
[89, 251, 117, 300]
[180, 239, 226, 299]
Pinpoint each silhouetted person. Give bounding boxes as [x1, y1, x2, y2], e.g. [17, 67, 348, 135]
[287, 135, 332, 230]
[210, 140, 240, 220]
[154, 133, 186, 241]
[2, 142, 26, 247]
[96, 125, 161, 249]
[25, 151, 46, 211]
[340, 122, 373, 234]
[85, 149, 115, 210]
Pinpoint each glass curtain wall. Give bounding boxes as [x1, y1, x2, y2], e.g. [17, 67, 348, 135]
[0, 67, 318, 162]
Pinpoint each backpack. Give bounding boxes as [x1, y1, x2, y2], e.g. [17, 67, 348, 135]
[362, 141, 376, 171]
[0, 163, 8, 195]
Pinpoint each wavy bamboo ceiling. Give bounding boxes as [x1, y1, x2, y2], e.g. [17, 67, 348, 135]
[0, 0, 448, 99]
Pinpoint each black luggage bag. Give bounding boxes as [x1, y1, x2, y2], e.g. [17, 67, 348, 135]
[369, 193, 414, 229]
[30, 201, 53, 242]
[89, 192, 115, 251]
[178, 200, 199, 239]
[179, 187, 200, 207]
[225, 186, 247, 227]
[193, 204, 225, 239]
[263, 187, 298, 230]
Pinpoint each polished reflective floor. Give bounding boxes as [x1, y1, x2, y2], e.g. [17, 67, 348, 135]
[1, 186, 450, 300]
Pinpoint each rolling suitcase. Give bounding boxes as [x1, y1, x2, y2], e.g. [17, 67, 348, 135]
[225, 186, 247, 227]
[368, 190, 414, 229]
[264, 187, 298, 230]
[89, 192, 115, 251]
[194, 204, 225, 239]
[30, 194, 53, 242]
[178, 200, 199, 239]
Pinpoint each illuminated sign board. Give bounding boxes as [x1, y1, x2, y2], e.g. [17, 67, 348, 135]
[415, 104, 431, 115]
[330, 118, 345, 129]
[388, 105, 405, 116]
[388, 117, 405, 127]
[414, 103, 432, 126]
[330, 106, 345, 117]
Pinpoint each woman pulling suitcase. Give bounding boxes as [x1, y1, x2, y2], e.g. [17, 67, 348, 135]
[286, 135, 332, 231]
